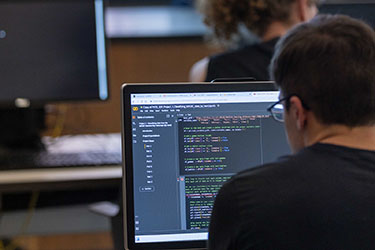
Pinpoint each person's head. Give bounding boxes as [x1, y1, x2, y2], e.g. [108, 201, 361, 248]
[270, 14, 375, 152]
[196, 0, 319, 46]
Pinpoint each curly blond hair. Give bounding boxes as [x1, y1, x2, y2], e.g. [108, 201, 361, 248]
[197, 0, 319, 45]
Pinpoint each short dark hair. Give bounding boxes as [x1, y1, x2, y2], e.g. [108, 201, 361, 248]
[270, 14, 375, 126]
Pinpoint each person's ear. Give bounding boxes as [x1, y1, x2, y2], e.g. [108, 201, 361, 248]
[295, 0, 310, 22]
[288, 96, 308, 130]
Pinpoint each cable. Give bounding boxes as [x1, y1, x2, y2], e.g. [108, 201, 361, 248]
[0, 191, 40, 250]
[51, 105, 68, 138]
[0, 193, 3, 224]
[20, 191, 39, 235]
[43, 105, 68, 148]
[0, 193, 4, 250]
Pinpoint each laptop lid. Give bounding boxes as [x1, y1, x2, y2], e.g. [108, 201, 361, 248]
[121, 82, 290, 250]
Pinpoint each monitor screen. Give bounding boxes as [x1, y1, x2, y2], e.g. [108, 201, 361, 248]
[0, 0, 108, 107]
[122, 83, 291, 249]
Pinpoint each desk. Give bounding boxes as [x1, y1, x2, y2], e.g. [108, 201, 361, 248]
[0, 165, 122, 236]
[0, 166, 122, 192]
[0, 134, 123, 237]
[0, 133, 123, 191]
[0, 167, 122, 238]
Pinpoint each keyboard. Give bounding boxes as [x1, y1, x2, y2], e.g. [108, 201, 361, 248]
[0, 133, 122, 171]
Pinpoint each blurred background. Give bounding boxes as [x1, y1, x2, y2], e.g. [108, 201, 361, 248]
[0, 0, 374, 249]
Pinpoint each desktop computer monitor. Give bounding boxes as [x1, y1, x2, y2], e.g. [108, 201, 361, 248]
[0, 0, 108, 149]
[122, 82, 291, 249]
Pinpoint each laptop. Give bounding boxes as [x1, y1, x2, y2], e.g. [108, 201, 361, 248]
[121, 82, 290, 250]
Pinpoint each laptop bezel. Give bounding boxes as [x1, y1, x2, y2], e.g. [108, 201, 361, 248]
[121, 81, 278, 250]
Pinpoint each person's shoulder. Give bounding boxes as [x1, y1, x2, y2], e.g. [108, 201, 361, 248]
[235, 155, 296, 178]
[228, 146, 320, 186]
[211, 38, 279, 59]
[208, 38, 279, 71]
[227, 142, 364, 188]
[189, 57, 209, 82]
[210, 43, 261, 62]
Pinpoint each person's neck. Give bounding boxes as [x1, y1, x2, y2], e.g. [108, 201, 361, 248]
[306, 123, 375, 151]
[261, 21, 294, 42]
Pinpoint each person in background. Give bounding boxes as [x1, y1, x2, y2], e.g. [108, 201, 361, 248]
[209, 14, 375, 250]
[189, 0, 318, 82]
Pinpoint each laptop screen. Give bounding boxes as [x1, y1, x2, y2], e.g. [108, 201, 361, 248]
[122, 82, 290, 249]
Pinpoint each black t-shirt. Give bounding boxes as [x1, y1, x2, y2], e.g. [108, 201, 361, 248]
[209, 143, 375, 250]
[205, 38, 279, 82]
